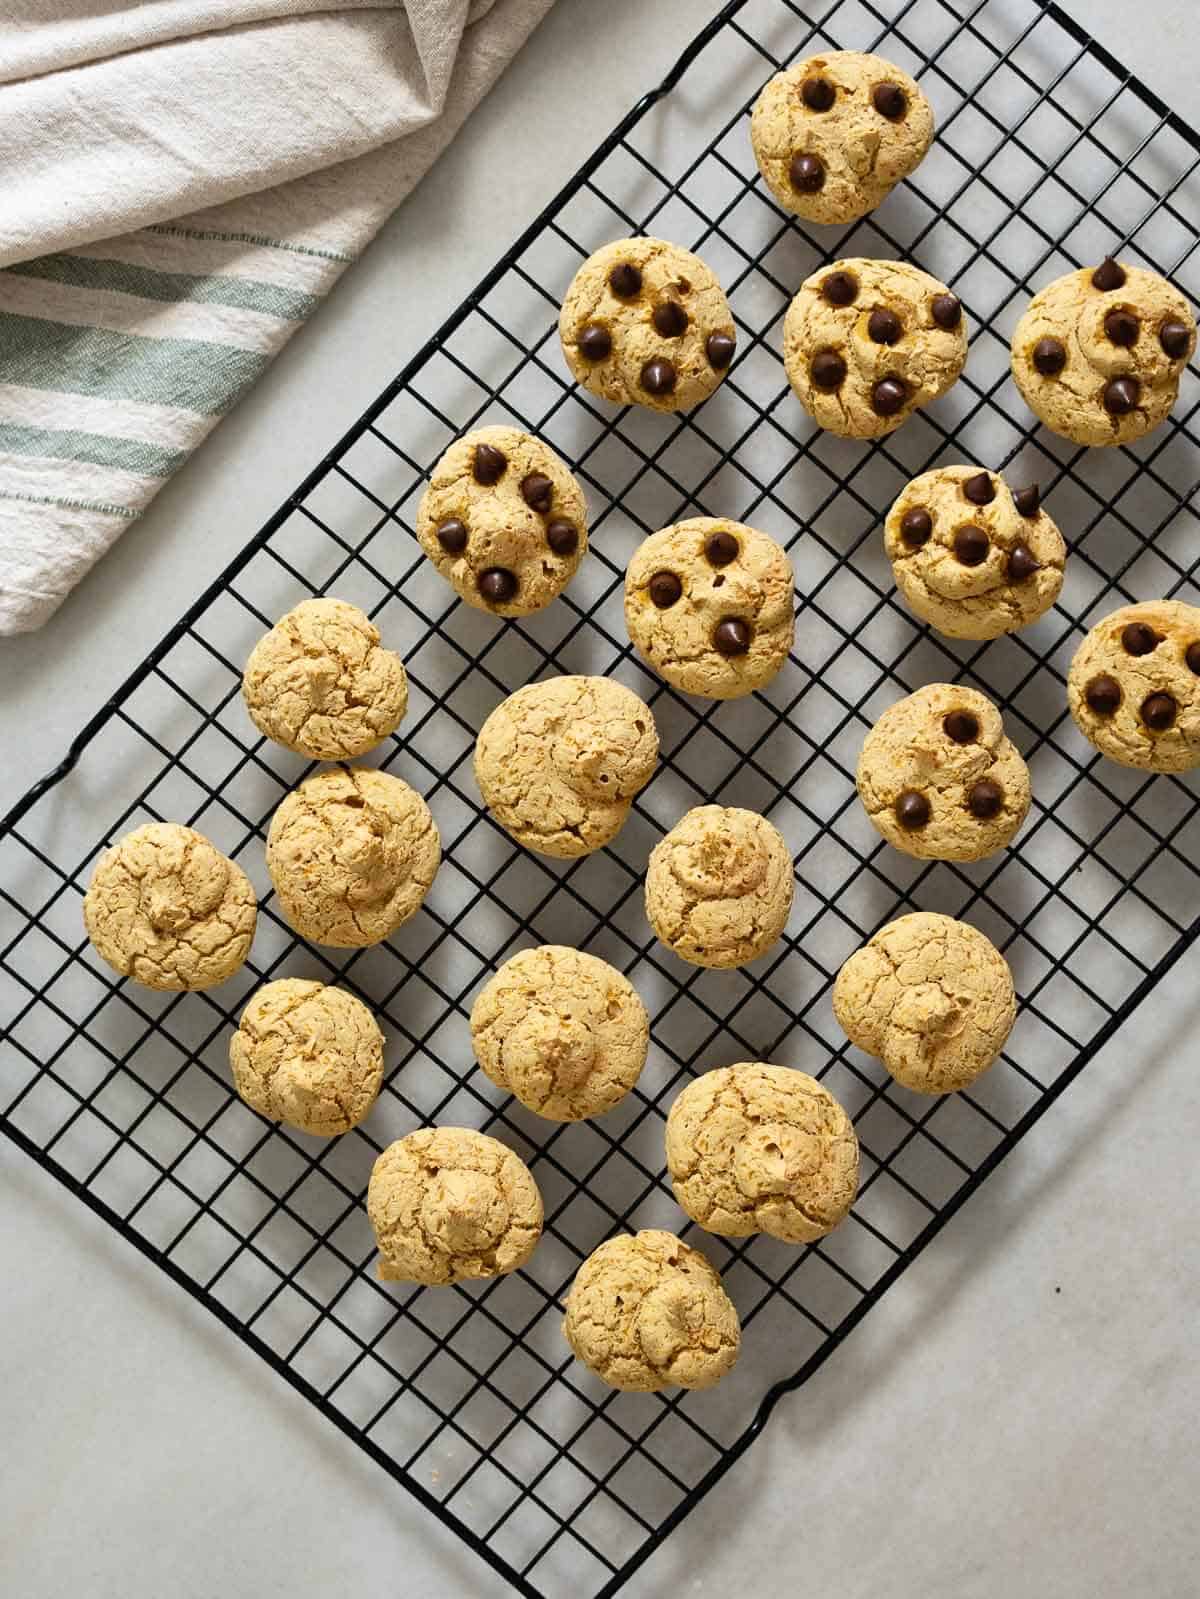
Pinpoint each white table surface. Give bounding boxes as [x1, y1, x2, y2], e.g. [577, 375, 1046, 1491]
[3, 3, 1198, 1595]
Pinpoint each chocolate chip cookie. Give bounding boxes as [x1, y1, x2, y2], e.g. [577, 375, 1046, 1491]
[1067, 599, 1200, 772]
[783, 257, 968, 438]
[558, 237, 736, 412]
[624, 517, 794, 699]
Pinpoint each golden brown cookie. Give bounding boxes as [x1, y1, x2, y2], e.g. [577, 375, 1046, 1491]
[1067, 600, 1200, 772]
[833, 913, 1016, 1094]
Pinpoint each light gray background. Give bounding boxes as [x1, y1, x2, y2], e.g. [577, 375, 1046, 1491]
[3, 2, 1198, 1595]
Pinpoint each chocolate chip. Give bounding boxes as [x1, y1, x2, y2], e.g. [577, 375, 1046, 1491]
[1121, 621, 1160, 656]
[705, 530, 739, 567]
[713, 618, 751, 656]
[1160, 319, 1191, 359]
[1091, 257, 1126, 291]
[823, 271, 858, 306]
[641, 358, 676, 396]
[801, 76, 835, 111]
[789, 153, 825, 192]
[1013, 483, 1040, 517]
[1104, 308, 1139, 347]
[472, 443, 507, 485]
[546, 520, 578, 556]
[868, 308, 902, 345]
[520, 472, 553, 514]
[1085, 673, 1122, 715]
[435, 518, 468, 554]
[706, 331, 736, 369]
[900, 507, 932, 548]
[1186, 641, 1200, 675]
[578, 323, 612, 361]
[963, 471, 994, 505]
[967, 779, 1004, 819]
[1032, 337, 1066, 376]
[609, 262, 642, 297]
[1103, 375, 1139, 415]
[1141, 691, 1177, 731]
[653, 301, 688, 338]
[478, 567, 517, 603]
[872, 377, 907, 416]
[953, 525, 990, 566]
[894, 790, 930, 830]
[649, 571, 682, 608]
[873, 81, 906, 119]
[943, 710, 979, 743]
[811, 350, 847, 390]
[1008, 542, 1040, 582]
[930, 293, 962, 330]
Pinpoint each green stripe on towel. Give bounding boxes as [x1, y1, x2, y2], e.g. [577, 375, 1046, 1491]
[6, 255, 321, 323]
[0, 422, 188, 478]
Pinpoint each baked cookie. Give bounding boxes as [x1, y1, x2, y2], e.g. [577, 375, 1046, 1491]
[833, 913, 1016, 1094]
[83, 822, 256, 991]
[474, 676, 658, 859]
[857, 684, 1031, 861]
[367, 1127, 543, 1286]
[1067, 599, 1200, 772]
[624, 517, 795, 699]
[885, 468, 1066, 640]
[470, 945, 648, 1122]
[562, 1230, 740, 1392]
[783, 258, 968, 438]
[1011, 259, 1196, 446]
[665, 1064, 858, 1242]
[750, 51, 934, 224]
[415, 425, 587, 617]
[266, 766, 440, 947]
[645, 805, 792, 968]
[229, 978, 384, 1135]
[558, 237, 736, 412]
[242, 597, 408, 760]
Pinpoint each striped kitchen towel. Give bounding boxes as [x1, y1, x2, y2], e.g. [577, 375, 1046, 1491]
[0, 0, 554, 634]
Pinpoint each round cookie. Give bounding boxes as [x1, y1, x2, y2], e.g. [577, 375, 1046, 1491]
[885, 467, 1066, 640]
[1067, 599, 1200, 772]
[783, 257, 968, 438]
[856, 684, 1031, 862]
[665, 1064, 858, 1243]
[474, 675, 658, 859]
[645, 805, 793, 968]
[470, 945, 648, 1122]
[242, 597, 408, 760]
[624, 517, 795, 699]
[558, 237, 737, 413]
[415, 425, 587, 617]
[1011, 260, 1196, 446]
[83, 822, 256, 991]
[266, 766, 440, 947]
[562, 1230, 740, 1392]
[833, 913, 1016, 1094]
[229, 978, 384, 1135]
[367, 1127, 543, 1286]
[750, 51, 934, 225]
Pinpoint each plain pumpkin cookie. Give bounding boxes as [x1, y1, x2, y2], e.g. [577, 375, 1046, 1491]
[266, 765, 440, 947]
[665, 1064, 858, 1242]
[415, 425, 587, 616]
[857, 684, 1031, 861]
[1011, 259, 1196, 446]
[474, 675, 658, 859]
[470, 945, 648, 1121]
[783, 257, 968, 438]
[624, 517, 795, 699]
[367, 1127, 543, 1286]
[750, 51, 934, 224]
[562, 1230, 740, 1392]
[645, 805, 793, 968]
[885, 467, 1066, 640]
[242, 597, 408, 760]
[558, 237, 737, 412]
[833, 913, 1016, 1094]
[1067, 599, 1200, 772]
[83, 822, 256, 991]
[229, 978, 384, 1135]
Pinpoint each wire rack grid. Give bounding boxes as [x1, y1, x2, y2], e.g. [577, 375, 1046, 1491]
[3, 0, 1200, 1594]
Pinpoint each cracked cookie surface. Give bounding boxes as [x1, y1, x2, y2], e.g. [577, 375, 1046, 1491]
[83, 822, 256, 991]
[230, 978, 384, 1135]
[266, 765, 440, 947]
[857, 684, 1030, 862]
[367, 1126, 543, 1286]
[885, 467, 1066, 640]
[665, 1064, 858, 1242]
[470, 945, 648, 1121]
[474, 675, 658, 859]
[242, 597, 408, 760]
[562, 1229, 740, 1392]
[645, 805, 793, 968]
[415, 425, 587, 617]
[751, 51, 934, 224]
[834, 913, 1016, 1094]
[1067, 599, 1200, 772]
[624, 517, 795, 699]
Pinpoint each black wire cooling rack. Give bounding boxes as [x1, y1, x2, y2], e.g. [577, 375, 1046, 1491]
[3, 1, 1200, 1594]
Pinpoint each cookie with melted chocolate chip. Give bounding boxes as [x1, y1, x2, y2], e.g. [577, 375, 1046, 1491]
[1067, 599, 1200, 772]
